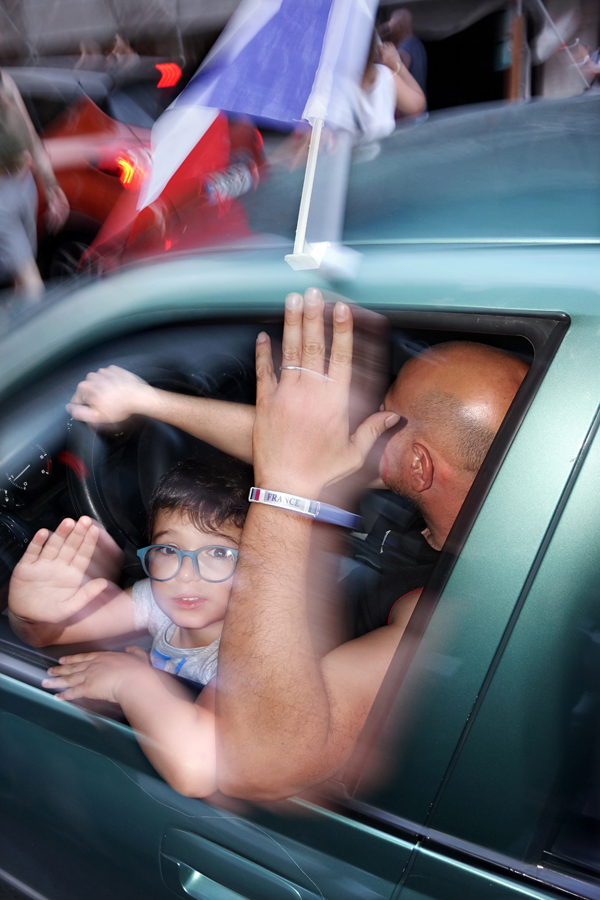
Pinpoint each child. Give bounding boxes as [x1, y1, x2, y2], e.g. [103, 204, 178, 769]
[8, 457, 252, 797]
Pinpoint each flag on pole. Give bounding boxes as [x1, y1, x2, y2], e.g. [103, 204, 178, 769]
[139, 0, 377, 208]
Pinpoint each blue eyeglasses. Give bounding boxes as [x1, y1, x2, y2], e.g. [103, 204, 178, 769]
[137, 544, 239, 583]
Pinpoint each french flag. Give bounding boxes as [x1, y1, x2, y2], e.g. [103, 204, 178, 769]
[139, 0, 377, 209]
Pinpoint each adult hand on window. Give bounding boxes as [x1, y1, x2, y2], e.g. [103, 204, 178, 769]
[252, 288, 399, 500]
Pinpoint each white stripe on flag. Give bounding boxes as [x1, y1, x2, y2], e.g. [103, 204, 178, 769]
[138, 106, 219, 209]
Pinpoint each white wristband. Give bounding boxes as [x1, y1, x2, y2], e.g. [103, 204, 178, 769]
[248, 487, 362, 530]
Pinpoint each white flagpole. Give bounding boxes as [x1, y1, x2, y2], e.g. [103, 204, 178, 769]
[285, 118, 324, 268]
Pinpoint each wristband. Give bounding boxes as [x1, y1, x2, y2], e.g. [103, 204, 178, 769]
[249, 487, 361, 530]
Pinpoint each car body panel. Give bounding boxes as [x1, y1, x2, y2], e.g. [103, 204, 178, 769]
[429, 415, 600, 855]
[0, 674, 414, 900]
[399, 848, 563, 900]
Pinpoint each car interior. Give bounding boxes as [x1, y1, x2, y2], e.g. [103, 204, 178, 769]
[0, 307, 568, 724]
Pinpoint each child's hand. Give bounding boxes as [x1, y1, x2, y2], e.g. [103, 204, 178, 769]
[67, 365, 155, 425]
[86, 520, 124, 584]
[9, 517, 109, 624]
[42, 648, 150, 703]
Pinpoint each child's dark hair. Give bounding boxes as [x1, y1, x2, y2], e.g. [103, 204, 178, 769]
[147, 456, 253, 540]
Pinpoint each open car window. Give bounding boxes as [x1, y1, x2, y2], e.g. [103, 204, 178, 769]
[0, 307, 567, 733]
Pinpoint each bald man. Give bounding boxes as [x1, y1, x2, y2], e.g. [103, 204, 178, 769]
[349, 340, 528, 638]
[68, 295, 528, 799]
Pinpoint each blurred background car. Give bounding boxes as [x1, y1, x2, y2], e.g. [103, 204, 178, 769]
[3, 61, 184, 282]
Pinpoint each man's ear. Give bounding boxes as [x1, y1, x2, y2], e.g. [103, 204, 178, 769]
[409, 442, 433, 493]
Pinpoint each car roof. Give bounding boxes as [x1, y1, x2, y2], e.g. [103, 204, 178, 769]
[344, 92, 600, 243]
[243, 92, 600, 245]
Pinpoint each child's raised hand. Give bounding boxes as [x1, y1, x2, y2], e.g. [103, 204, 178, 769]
[43, 649, 150, 703]
[67, 365, 155, 425]
[8, 517, 109, 624]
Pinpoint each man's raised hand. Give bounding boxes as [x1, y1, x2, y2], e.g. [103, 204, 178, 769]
[67, 365, 155, 425]
[8, 517, 109, 624]
[252, 288, 399, 499]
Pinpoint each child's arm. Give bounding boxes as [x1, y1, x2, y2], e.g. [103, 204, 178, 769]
[67, 365, 255, 465]
[8, 517, 135, 647]
[43, 649, 217, 798]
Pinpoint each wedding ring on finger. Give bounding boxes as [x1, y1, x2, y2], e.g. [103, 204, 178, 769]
[279, 366, 333, 382]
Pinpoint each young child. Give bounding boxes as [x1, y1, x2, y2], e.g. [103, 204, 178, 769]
[8, 457, 252, 797]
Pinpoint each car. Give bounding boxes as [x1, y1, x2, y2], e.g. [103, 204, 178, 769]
[0, 88, 598, 900]
[81, 112, 266, 275]
[4, 63, 183, 281]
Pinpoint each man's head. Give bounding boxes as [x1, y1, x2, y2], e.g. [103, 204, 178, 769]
[389, 9, 414, 45]
[381, 342, 529, 546]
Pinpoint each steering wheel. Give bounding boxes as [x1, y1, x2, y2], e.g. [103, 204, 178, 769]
[66, 355, 255, 582]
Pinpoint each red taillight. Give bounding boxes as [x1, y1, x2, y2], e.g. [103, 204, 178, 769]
[117, 152, 147, 192]
[155, 63, 182, 88]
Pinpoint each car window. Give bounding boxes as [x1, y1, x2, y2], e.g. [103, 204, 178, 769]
[0, 307, 564, 718]
[22, 94, 74, 132]
[0, 320, 259, 697]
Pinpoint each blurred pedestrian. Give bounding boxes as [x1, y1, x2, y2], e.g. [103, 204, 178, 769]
[277, 31, 425, 168]
[74, 39, 105, 72]
[356, 32, 425, 142]
[106, 34, 140, 75]
[0, 69, 69, 297]
[386, 8, 427, 102]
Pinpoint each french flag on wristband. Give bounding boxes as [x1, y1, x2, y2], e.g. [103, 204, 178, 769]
[249, 487, 362, 530]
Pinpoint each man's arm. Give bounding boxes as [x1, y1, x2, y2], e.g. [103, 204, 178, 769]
[67, 366, 255, 464]
[216, 289, 400, 800]
[44, 650, 217, 797]
[8, 517, 135, 647]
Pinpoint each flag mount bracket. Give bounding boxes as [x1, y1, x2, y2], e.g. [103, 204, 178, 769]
[284, 241, 330, 271]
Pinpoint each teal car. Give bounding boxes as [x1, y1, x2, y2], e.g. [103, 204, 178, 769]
[0, 90, 598, 900]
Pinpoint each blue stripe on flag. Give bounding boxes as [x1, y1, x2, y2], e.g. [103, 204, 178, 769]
[178, 0, 333, 125]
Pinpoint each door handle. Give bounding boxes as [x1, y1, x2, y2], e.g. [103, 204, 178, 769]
[167, 859, 252, 900]
[161, 829, 306, 900]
